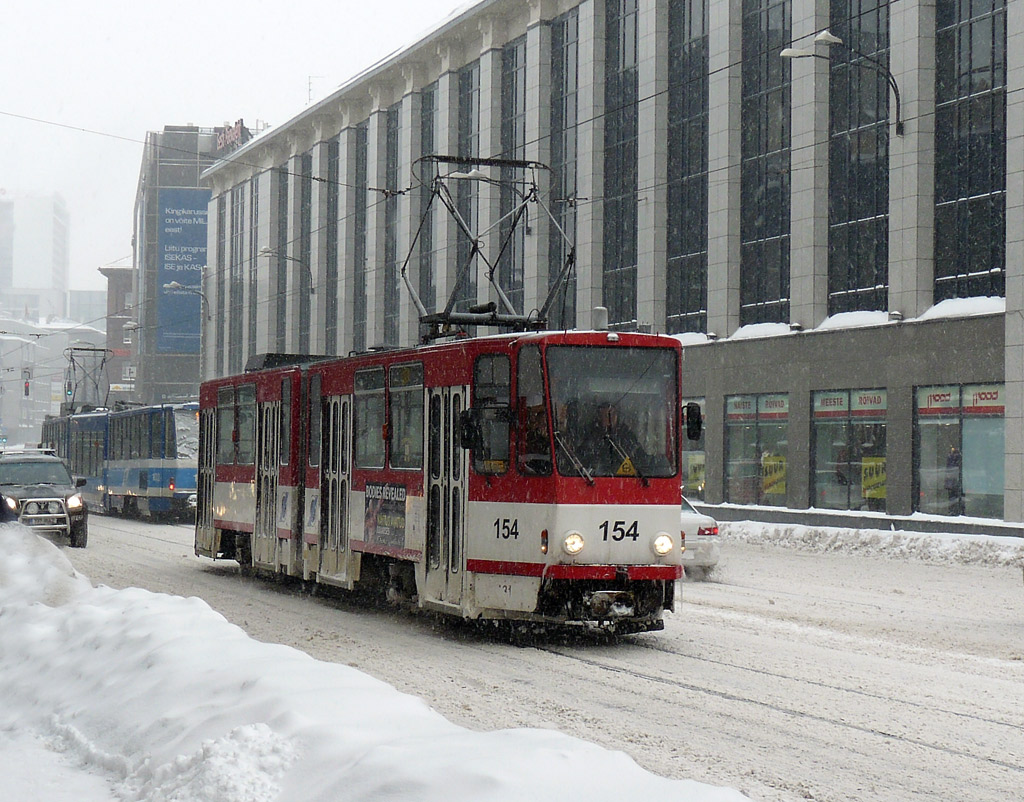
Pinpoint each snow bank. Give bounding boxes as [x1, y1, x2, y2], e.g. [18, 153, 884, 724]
[0, 525, 748, 802]
[722, 520, 1024, 568]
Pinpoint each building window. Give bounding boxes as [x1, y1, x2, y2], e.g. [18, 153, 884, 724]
[384, 103, 402, 346]
[274, 166, 289, 352]
[248, 174, 260, 361]
[299, 151, 313, 354]
[604, 0, 639, 329]
[419, 84, 437, 330]
[915, 384, 1004, 518]
[811, 389, 887, 511]
[934, 0, 1006, 300]
[215, 194, 226, 376]
[725, 393, 788, 506]
[326, 138, 340, 352]
[549, 8, 579, 329]
[456, 61, 481, 315]
[353, 123, 369, 352]
[740, 0, 791, 324]
[229, 183, 245, 374]
[667, 0, 709, 334]
[500, 36, 527, 315]
[827, 0, 890, 314]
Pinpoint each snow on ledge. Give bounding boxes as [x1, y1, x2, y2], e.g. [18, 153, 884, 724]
[915, 295, 1004, 321]
[816, 311, 891, 331]
[728, 322, 794, 341]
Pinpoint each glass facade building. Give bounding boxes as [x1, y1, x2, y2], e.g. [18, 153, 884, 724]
[200, 0, 1024, 528]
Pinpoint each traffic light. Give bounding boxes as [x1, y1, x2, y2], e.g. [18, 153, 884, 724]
[65, 381, 73, 398]
[24, 380, 29, 397]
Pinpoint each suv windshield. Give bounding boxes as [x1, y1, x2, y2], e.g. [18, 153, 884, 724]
[0, 461, 74, 486]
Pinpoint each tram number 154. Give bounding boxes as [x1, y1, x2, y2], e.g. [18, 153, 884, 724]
[494, 518, 520, 539]
[600, 520, 640, 541]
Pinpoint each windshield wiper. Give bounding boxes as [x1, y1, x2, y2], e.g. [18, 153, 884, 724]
[554, 430, 594, 486]
[604, 433, 649, 487]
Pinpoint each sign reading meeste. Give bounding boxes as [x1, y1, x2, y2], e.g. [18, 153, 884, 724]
[157, 188, 211, 354]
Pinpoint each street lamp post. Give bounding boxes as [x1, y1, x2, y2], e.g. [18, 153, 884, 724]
[163, 281, 211, 319]
[259, 246, 315, 294]
[781, 29, 904, 136]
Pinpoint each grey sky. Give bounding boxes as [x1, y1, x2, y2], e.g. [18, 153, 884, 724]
[0, 0, 463, 291]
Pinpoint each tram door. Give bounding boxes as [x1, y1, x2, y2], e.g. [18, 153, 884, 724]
[319, 395, 351, 582]
[195, 407, 217, 555]
[424, 386, 467, 607]
[253, 399, 280, 568]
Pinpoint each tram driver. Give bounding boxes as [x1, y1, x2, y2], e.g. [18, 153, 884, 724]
[579, 400, 649, 477]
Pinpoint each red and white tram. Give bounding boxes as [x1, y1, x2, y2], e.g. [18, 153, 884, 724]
[197, 326, 703, 633]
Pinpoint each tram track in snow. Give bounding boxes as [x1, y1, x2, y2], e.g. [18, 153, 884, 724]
[533, 641, 1024, 774]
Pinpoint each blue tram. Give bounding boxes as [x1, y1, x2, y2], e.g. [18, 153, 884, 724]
[41, 402, 199, 519]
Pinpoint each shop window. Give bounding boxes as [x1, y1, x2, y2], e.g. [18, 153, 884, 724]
[681, 398, 706, 501]
[725, 393, 788, 506]
[915, 385, 1004, 518]
[811, 390, 887, 511]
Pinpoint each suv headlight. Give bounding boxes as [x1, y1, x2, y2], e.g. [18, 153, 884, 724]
[66, 494, 84, 511]
[4, 495, 17, 513]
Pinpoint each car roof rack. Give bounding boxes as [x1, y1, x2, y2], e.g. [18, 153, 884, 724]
[0, 447, 57, 457]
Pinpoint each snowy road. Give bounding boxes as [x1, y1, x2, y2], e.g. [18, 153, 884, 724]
[66, 516, 1024, 802]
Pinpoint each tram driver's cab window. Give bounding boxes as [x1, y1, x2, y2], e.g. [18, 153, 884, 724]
[516, 346, 551, 475]
[469, 354, 511, 474]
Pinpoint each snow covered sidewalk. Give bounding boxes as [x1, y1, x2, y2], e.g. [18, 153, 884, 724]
[0, 525, 748, 802]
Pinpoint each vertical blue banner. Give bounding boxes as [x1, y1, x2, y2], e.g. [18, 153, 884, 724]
[157, 188, 211, 354]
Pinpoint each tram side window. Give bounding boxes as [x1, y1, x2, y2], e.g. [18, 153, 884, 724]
[165, 411, 176, 459]
[236, 385, 256, 464]
[516, 346, 551, 475]
[471, 354, 511, 475]
[217, 387, 236, 464]
[389, 362, 424, 470]
[309, 374, 321, 467]
[355, 367, 386, 468]
[151, 412, 163, 459]
[280, 378, 291, 466]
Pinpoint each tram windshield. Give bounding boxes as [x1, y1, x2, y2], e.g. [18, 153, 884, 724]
[172, 409, 200, 460]
[546, 346, 678, 479]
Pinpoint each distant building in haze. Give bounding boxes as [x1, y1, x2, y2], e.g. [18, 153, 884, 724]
[131, 125, 236, 403]
[0, 191, 70, 320]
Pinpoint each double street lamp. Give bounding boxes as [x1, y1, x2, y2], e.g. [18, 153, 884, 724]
[781, 29, 904, 136]
[163, 281, 211, 320]
[260, 246, 315, 294]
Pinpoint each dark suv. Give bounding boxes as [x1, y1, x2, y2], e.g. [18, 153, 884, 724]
[0, 449, 88, 547]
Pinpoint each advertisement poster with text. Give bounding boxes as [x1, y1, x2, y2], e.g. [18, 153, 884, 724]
[157, 188, 211, 353]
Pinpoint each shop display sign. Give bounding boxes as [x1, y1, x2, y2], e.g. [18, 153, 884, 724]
[757, 394, 789, 420]
[761, 456, 787, 495]
[916, 385, 960, 416]
[962, 384, 1004, 415]
[725, 395, 756, 422]
[851, 389, 887, 417]
[813, 391, 848, 418]
[861, 457, 887, 499]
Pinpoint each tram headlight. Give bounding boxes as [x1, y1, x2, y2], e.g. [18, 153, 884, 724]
[652, 533, 674, 556]
[562, 531, 585, 556]
[66, 493, 84, 511]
